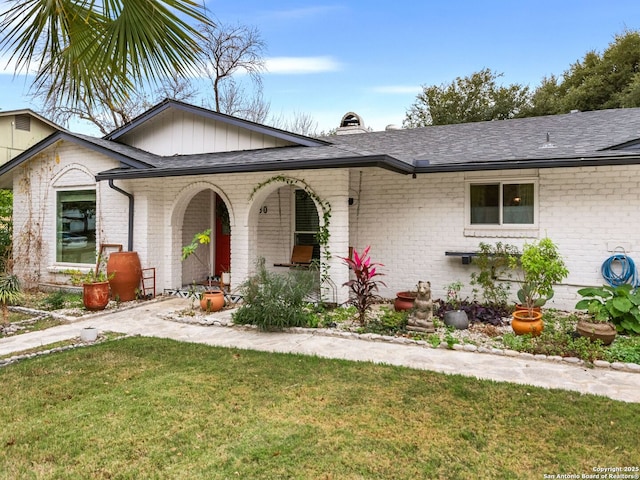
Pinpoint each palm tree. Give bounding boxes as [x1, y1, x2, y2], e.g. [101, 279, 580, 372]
[0, 0, 212, 108]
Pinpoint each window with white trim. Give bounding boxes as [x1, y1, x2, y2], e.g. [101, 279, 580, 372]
[294, 189, 320, 259]
[468, 180, 537, 226]
[56, 190, 97, 264]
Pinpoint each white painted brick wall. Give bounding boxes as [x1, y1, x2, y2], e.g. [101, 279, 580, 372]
[15, 140, 640, 312]
[350, 165, 640, 310]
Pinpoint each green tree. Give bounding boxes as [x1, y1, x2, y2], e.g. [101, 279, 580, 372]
[0, 0, 212, 110]
[526, 29, 640, 115]
[403, 68, 530, 127]
[0, 190, 12, 273]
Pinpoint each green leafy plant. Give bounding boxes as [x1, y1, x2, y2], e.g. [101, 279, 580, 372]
[514, 237, 568, 314]
[0, 273, 21, 324]
[605, 336, 640, 364]
[444, 281, 464, 310]
[470, 242, 519, 306]
[66, 253, 113, 286]
[341, 246, 386, 326]
[365, 306, 408, 335]
[575, 284, 640, 334]
[232, 258, 318, 330]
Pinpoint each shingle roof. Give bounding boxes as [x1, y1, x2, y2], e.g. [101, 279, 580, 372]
[326, 108, 640, 164]
[4, 106, 640, 186]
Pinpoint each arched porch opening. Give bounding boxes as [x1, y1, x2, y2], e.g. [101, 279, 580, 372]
[170, 184, 233, 290]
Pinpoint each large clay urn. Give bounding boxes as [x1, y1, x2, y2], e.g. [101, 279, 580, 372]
[107, 251, 142, 302]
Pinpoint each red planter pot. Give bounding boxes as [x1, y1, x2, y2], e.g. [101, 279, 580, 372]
[107, 251, 142, 302]
[83, 282, 110, 311]
[394, 291, 417, 311]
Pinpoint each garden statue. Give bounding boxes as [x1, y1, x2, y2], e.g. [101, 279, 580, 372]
[407, 280, 435, 333]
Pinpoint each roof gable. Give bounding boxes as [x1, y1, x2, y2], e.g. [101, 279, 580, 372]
[0, 131, 157, 188]
[103, 99, 329, 155]
[0, 108, 64, 131]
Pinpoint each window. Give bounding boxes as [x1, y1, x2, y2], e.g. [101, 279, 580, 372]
[56, 190, 96, 264]
[294, 189, 320, 259]
[469, 181, 535, 225]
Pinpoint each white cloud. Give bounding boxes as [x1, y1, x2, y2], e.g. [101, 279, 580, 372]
[370, 85, 423, 94]
[265, 56, 341, 75]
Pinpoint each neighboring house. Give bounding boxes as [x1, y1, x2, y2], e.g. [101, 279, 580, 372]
[1, 98, 640, 310]
[0, 109, 62, 164]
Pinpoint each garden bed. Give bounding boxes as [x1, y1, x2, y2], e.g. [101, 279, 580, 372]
[163, 300, 640, 369]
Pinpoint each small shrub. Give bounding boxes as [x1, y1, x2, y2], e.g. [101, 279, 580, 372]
[469, 242, 519, 306]
[232, 258, 318, 330]
[46, 291, 67, 310]
[365, 307, 408, 335]
[341, 246, 386, 325]
[605, 336, 640, 364]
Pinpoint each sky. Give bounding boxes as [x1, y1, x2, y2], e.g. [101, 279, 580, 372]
[1, 0, 640, 135]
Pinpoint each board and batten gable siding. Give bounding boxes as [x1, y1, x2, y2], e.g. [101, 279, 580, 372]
[349, 164, 640, 311]
[0, 115, 58, 164]
[114, 108, 296, 155]
[11, 142, 128, 286]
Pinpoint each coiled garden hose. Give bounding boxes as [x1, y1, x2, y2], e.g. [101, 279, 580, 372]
[601, 253, 639, 287]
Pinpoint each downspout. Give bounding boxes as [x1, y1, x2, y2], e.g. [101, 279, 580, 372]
[108, 179, 134, 251]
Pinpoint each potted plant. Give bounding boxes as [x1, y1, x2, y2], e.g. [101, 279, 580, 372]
[511, 237, 568, 336]
[182, 228, 225, 312]
[68, 256, 113, 311]
[574, 284, 640, 342]
[442, 281, 469, 329]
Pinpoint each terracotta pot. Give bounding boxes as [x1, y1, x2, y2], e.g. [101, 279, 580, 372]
[83, 281, 110, 311]
[576, 319, 617, 345]
[107, 251, 142, 302]
[394, 291, 417, 311]
[443, 310, 469, 330]
[200, 291, 225, 312]
[512, 309, 544, 336]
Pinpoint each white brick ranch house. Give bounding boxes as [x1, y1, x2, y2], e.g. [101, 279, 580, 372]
[2, 99, 640, 310]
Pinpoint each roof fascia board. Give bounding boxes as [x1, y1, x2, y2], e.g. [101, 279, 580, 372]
[95, 154, 412, 181]
[413, 154, 640, 173]
[105, 99, 330, 147]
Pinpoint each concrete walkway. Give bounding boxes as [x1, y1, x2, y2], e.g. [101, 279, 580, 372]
[1, 296, 639, 403]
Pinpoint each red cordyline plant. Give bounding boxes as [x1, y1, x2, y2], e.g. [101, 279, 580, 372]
[342, 246, 386, 325]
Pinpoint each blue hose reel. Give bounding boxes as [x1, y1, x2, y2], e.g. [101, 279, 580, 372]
[601, 251, 639, 287]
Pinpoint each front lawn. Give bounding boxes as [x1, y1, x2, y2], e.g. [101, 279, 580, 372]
[0, 337, 638, 479]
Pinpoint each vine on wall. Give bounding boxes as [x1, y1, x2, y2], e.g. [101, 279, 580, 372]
[16, 157, 55, 288]
[250, 175, 332, 298]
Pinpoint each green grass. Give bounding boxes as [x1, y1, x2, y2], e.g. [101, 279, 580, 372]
[0, 337, 638, 479]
